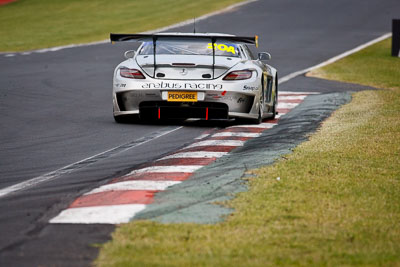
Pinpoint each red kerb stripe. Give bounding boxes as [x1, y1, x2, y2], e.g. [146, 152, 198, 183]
[70, 190, 158, 208]
[111, 172, 193, 183]
[276, 108, 291, 114]
[223, 127, 265, 133]
[208, 136, 252, 141]
[178, 146, 236, 153]
[153, 157, 215, 166]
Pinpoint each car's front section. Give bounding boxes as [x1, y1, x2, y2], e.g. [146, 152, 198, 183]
[111, 33, 277, 122]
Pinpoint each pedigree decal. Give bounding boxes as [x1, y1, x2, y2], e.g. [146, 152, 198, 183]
[142, 82, 223, 90]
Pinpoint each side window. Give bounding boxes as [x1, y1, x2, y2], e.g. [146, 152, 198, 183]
[242, 45, 256, 60]
[239, 46, 247, 59]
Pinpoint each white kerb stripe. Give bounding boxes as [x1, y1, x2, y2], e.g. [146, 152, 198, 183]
[195, 134, 210, 140]
[160, 151, 228, 160]
[127, 165, 203, 175]
[85, 180, 181, 195]
[230, 123, 277, 129]
[50, 204, 146, 224]
[186, 140, 244, 148]
[278, 95, 307, 100]
[212, 132, 261, 138]
[277, 102, 299, 109]
[279, 91, 319, 95]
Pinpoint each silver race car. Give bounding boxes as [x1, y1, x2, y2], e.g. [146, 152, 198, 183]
[111, 33, 278, 124]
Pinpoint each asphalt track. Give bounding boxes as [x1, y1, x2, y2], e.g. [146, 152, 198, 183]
[0, 0, 399, 265]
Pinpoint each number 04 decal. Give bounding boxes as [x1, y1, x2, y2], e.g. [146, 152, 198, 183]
[207, 43, 236, 54]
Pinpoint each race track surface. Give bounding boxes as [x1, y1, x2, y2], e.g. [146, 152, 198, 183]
[0, 0, 399, 265]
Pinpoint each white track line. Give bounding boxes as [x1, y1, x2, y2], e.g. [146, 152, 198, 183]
[85, 180, 181, 195]
[3, 0, 258, 57]
[159, 151, 228, 160]
[127, 165, 204, 175]
[186, 140, 244, 148]
[50, 204, 146, 224]
[212, 132, 261, 138]
[0, 126, 182, 198]
[278, 33, 392, 84]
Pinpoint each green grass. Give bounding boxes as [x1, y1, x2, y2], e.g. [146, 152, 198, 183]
[0, 0, 244, 52]
[308, 38, 400, 89]
[95, 40, 400, 266]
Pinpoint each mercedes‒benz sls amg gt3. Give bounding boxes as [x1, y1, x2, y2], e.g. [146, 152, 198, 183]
[111, 33, 278, 124]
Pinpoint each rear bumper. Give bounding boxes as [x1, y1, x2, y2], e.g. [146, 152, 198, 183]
[113, 89, 257, 119]
[138, 101, 229, 120]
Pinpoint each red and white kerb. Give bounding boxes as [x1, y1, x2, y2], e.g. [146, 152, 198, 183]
[50, 91, 316, 224]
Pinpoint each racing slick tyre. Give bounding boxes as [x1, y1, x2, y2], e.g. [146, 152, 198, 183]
[269, 77, 278, 120]
[113, 114, 140, 123]
[250, 79, 266, 124]
[252, 107, 263, 124]
[270, 93, 277, 120]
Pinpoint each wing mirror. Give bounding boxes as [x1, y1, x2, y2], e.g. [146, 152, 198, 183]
[124, 50, 136, 59]
[258, 52, 271, 61]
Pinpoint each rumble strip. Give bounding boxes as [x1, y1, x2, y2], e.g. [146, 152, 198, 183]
[50, 91, 316, 224]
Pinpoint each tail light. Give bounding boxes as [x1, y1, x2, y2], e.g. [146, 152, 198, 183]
[223, 70, 252, 80]
[120, 68, 145, 79]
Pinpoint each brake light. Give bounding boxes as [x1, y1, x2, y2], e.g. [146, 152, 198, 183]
[223, 70, 253, 80]
[120, 68, 145, 79]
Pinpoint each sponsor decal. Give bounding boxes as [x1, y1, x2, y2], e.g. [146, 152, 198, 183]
[142, 82, 222, 90]
[115, 83, 127, 88]
[237, 97, 245, 104]
[207, 43, 236, 55]
[243, 85, 257, 91]
[168, 92, 197, 101]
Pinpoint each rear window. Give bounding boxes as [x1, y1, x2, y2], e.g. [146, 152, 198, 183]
[138, 40, 240, 57]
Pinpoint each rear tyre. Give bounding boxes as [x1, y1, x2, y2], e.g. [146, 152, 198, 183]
[113, 114, 140, 124]
[269, 76, 278, 120]
[114, 115, 128, 123]
[246, 79, 265, 125]
[252, 107, 263, 124]
[270, 93, 277, 120]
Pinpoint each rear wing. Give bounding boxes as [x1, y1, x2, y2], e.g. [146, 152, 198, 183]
[110, 33, 259, 79]
[110, 33, 258, 47]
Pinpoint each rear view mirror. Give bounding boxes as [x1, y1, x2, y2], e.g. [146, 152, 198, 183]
[258, 52, 271, 61]
[124, 50, 136, 59]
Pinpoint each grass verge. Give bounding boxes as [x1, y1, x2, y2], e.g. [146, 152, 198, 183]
[307, 38, 400, 89]
[95, 39, 400, 266]
[0, 0, 244, 52]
